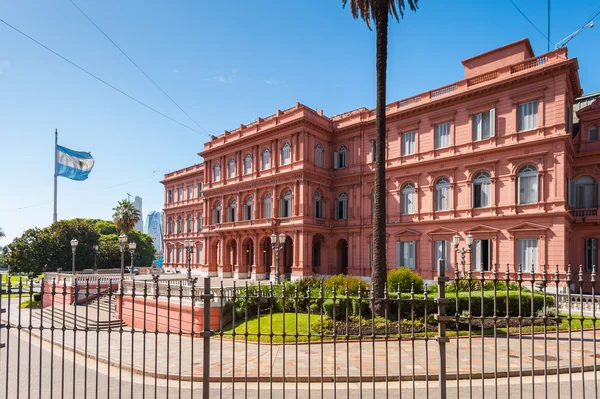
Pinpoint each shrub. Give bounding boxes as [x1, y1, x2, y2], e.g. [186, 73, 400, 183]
[323, 275, 369, 296]
[387, 268, 424, 294]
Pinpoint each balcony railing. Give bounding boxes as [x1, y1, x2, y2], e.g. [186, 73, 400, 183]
[569, 208, 598, 218]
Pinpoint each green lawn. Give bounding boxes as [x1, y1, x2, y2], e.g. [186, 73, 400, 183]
[222, 313, 599, 342]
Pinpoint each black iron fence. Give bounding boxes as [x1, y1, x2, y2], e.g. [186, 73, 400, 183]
[0, 262, 598, 398]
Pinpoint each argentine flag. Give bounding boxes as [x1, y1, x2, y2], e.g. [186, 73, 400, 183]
[56, 145, 95, 181]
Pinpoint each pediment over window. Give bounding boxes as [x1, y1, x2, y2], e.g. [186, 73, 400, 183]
[507, 222, 548, 234]
[426, 226, 456, 240]
[395, 228, 421, 238]
[576, 97, 600, 117]
[466, 224, 500, 235]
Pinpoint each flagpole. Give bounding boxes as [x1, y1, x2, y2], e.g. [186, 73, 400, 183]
[53, 129, 58, 223]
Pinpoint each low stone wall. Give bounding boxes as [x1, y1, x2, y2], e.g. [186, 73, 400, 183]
[115, 296, 229, 333]
[41, 281, 120, 308]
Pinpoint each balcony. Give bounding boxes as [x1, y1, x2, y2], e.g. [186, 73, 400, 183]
[569, 208, 599, 222]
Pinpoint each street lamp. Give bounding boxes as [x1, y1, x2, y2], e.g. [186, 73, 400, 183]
[453, 232, 473, 277]
[270, 232, 286, 284]
[92, 244, 99, 273]
[70, 238, 78, 275]
[184, 239, 194, 281]
[118, 234, 128, 281]
[128, 242, 137, 270]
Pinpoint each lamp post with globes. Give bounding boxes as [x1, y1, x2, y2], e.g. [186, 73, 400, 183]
[128, 242, 137, 271]
[270, 232, 286, 284]
[70, 238, 78, 275]
[453, 232, 473, 277]
[118, 234, 128, 281]
[92, 244, 99, 273]
[184, 239, 194, 281]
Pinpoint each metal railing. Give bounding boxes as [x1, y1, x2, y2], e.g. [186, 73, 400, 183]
[569, 208, 598, 218]
[0, 263, 598, 398]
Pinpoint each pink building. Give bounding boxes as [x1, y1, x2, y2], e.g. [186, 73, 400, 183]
[162, 39, 600, 290]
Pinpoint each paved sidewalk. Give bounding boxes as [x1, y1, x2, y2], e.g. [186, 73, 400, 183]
[2, 300, 599, 382]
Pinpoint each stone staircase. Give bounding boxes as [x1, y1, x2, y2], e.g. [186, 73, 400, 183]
[34, 295, 124, 330]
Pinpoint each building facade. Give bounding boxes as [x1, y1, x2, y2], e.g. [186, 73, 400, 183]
[145, 210, 164, 253]
[134, 196, 143, 232]
[162, 39, 600, 289]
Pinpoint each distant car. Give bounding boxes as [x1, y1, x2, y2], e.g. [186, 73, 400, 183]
[124, 266, 140, 275]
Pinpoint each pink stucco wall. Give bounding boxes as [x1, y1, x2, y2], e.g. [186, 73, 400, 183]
[161, 39, 600, 290]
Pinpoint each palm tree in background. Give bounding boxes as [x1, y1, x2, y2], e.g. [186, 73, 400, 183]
[342, 0, 418, 315]
[112, 200, 141, 234]
[0, 227, 4, 239]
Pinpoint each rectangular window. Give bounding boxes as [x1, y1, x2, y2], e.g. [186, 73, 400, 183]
[243, 204, 252, 220]
[473, 181, 491, 208]
[177, 247, 182, 263]
[314, 200, 324, 218]
[167, 248, 173, 263]
[244, 156, 251, 175]
[197, 246, 203, 264]
[197, 183, 202, 197]
[197, 215, 203, 232]
[315, 146, 324, 167]
[263, 151, 271, 170]
[473, 239, 491, 271]
[371, 140, 376, 162]
[228, 162, 235, 178]
[177, 188, 183, 201]
[517, 239, 538, 272]
[167, 190, 173, 203]
[334, 199, 347, 220]
[282, 145, 291, 165]
[402, 190, 414, 214]
[435, 186, 450, 211]
[187, 185, 193, 199]
[402, 131, 415, 156]
[435, 122, 451, 149]
[518, 100, 539, 132]
[280, 199, 290, 218]
[434, 240, 450, 270]
[472, 109, 495, 141]
[396, 241, 416, 269]
[585, 238, 598, 272]
[264, 201, 272, 219]
[518, 175, 538, 205]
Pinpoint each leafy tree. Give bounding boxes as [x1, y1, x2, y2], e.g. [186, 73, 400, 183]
[97, 230, 155, 269]
[49, 219, 101, 272]
[0, 226, 4, 239]
[342, 0, 418, 316]
[112, 200, 141, 234]
[5, 228, 54, 277]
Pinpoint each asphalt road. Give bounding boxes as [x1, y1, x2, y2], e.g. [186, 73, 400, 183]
[1, 328, 599, 399]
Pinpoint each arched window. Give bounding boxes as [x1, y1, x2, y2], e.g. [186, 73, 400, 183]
[315, 143, 324, 167]
[228, 199, 237, 222]
[589, 125, 599, 141]
[517, 164, 538, 205]
[281, 142, 291, 165]
[335, 192, 348, 220]
[214, 162, 221, 182]
[472, 171, 491, 208]
[262, 148, 271, 170]
[434, 177, 450, 211]
[244, 196, 253, 220]
[574, 176, 597, 209]
[314, 191, 324, 218]
[402, 183, 416, 214]
[280, 189, 292, 217]
[228, 158, 235, 178]
[176, 216, 182, 233]
[244, 153, 252, 175]
[213, 201, 222, 224]
[187, 215, 193, 233]
[263, 193, 272, 218]
[197, 213, 203, 232]
[334, 145, 348, 169]
[167, 218, 173, 235]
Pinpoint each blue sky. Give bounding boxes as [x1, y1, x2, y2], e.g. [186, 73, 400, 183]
[1, 0, 599, 244]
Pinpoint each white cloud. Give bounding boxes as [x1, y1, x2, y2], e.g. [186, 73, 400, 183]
[172, 68, 180, 73]
[206, 69, 237, 84]
[264, 79, 283, 85]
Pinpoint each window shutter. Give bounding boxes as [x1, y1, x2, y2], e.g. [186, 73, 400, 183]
[396, 242, 401, 268]
[371, 140, 376, 162]
[279, 199, 284, 217]
[482, 182, 490, 207]
[334, 152, 339, 169]
[334, 200, 339, 220]
[489, 108, 495, 137]
[409, 242, 416, 269]
[343, 200, 348, 220]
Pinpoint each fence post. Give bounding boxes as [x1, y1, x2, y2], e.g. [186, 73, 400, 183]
[436, 258, 449, 399]
[201, 276, 214, 399]
[0, 274, 5, 349]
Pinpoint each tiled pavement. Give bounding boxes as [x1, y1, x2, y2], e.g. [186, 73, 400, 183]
[2, 302, 599, 382]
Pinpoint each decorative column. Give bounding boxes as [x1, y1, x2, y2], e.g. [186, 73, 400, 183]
[235, 235, 247, 279]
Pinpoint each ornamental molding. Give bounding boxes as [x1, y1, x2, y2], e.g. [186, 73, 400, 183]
[572, 164, 600, 178]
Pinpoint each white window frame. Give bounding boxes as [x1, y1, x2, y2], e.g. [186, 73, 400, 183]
[214, 163, 221, 182]
[472, 171, 491, 208]
[402, 183, 415, 214]
[402, 131, 415, 156]
[197, 245, 203, 264]
[434, 240, 450, 270]
[396, 241, 416, 269]
[472, 239, 491, 271]
[517, 100, 539, 132]
[472, 109, 495, 141]
[517, 164, 538, 205]
[335, 192, 348, 220]
[263, 193, 272, 218]
[315, 143, 324, 167]
[244, 153, 252, 175]
[585, 238, 598, 272]
[262, 148, 271, 170]
[434, 122, 451, 149]
[517, 238, 538, 272]
[177, 247, 182, 263]
[177, 188, 183, 201]
[434, 177, 451, 211]
[228, 158, 236, 178]
[281, 142, 291, 165]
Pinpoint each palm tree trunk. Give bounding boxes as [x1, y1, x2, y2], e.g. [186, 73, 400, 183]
[371, 0, 389, 317]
